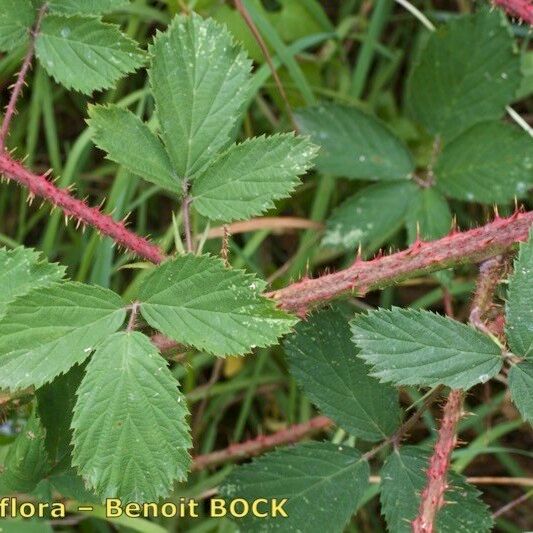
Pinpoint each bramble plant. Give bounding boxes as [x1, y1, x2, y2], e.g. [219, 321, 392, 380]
[0, 1, 532, 532]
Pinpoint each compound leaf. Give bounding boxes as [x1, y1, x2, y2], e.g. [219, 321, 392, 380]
[508, 361, 533, 423]
[0, 411, 49, 494]
[0, 0, 35, 51]
[284, 309, 400, 441]
[296, 103, 414, 180]
[191, 134, 317, 223]
[139, 255, 296, 356]
[72, 332, 191, 502]
[406, 10, 520, 141]
[435, 122, 533, 204]
[0, 282, 126, 391]
[506, 230, 533, 357]
[149, 13, 252, 179]
[220, 441, 369, 533]
[88, 104, 180, 194]
[36, 15, 145, 94]
[323, 181, 418, 251]
[380, 446, 493, 532]
[351, 308, 502, 390]
[48, 0, 129, 15]
[0, 246, 65, 318]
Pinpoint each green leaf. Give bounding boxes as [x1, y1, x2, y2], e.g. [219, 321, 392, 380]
[72, 332, 191, 502]
[36, 363, 86, 465]
[350, 308, 502, 390]
[149, 13, 252, 179]
[284, 309, 400, 441]
[0, 246, 65, 318]
[220, 441, 369, 533]
[191, 134, 317, 223]
[508, 361, 533, 423]
[323, 181, 418, 251]
[0, 411, 49, 494]
[380, 446, 493, 533]
[88, 104, 180, 194]
[139, 255, 296, 356]
[0, 0, 35, 51]
[506, 230, 533, 357]
[48, 0, 129, 15]
[435, 122, 533, 204]
[406, 10, 520, 141]
[35, 15, 145, 94]
[296, 103, 414, 180]
[0, 282, 126, 390]
[406, 188, 452, 242]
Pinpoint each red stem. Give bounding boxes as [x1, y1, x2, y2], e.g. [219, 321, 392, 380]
[5, 144, 527, 318]
[0, 153, 165, 263]
[0, 3, 48, 151]
[494, 0, 533, 25]
[412, 389, 464, 533]
[270, 209, 533, 315]
[192, 386, 443, 472]
[192, 415, 332, 470]
[2, 147, 532, 312]
[412, 257, 506, 532]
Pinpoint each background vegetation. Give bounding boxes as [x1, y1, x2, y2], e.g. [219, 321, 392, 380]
[0, 0, 532, 531]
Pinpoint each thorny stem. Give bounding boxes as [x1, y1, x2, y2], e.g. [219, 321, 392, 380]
[0, 3, 48, 151]
[0, 0, 528, 495]
[494, 0, 533, 25]
[412, 257, 508, 533]
[270, 209, 533, 315]
[192, 415, 333, 471]
[192, 386, 442, 472]
[181, 179, 194, 253]
[412, 389, 465, 533]
[0, 153, 165, 263]
[1, 147, 532, 323]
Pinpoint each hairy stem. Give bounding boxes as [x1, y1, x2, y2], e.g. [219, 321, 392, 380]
[0, 153, 165, 263]
[0, 3, 48, 151]
[192, 415, 333, 470]
[1, 152, 532, 313]
[127, 302, 140, 331]
[412, 389, 465, 533]
[469, 255, 507, 336]
[270, 209, 533, 315]
[412, 257, 507, 532]
[192, 386, 442, 472]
